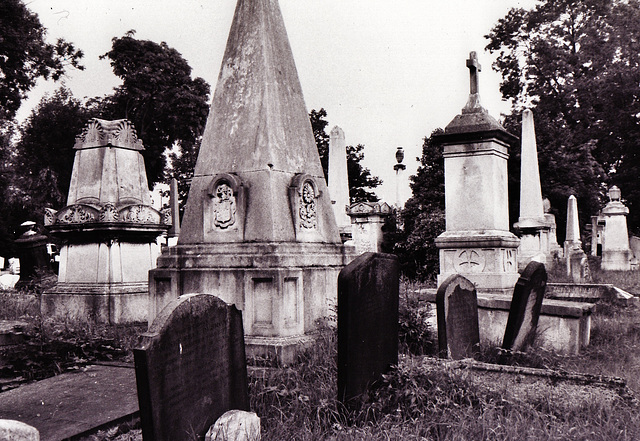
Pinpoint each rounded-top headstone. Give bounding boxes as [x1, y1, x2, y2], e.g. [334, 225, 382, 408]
[502, 261, 547, 352]
[436, 274, 480, 359]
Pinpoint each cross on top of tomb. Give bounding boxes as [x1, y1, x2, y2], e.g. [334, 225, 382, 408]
[463, 51, 484, 113]
[466, 52, 481, 95]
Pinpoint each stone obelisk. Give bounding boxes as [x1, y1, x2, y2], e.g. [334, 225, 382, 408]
[328, 126, 351, 239]
[149, 0, 354, 363]
[514, 109, 550, 268]
[434, 52, 520, 295]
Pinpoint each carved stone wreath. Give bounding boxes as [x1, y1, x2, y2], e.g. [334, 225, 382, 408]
[299, 181, 317, 229]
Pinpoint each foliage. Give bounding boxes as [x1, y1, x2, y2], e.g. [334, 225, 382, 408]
[13, 88, 97, 214]
[309, 108, 330, 180]
[100, 31, 210, 187]
[346, 144, 382, 203]
[309, 108, 381, 203]
[393, 129, 445, 281]
[0, 0, 84, 122]
[486, 0, 640, 235]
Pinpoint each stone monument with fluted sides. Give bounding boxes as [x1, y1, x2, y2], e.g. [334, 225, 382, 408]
[149, 0, 354, 363]
[434, 52, 520, 295]
[601, 186, 632, 271]
[43, 119, 171, 323]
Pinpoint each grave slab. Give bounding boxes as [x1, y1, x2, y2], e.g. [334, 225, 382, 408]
[0, 364, 137, 441]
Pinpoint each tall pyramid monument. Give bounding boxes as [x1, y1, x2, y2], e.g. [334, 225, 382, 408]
[150, 0, 354, 362]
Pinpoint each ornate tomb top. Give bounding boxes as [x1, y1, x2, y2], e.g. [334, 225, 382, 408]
[74, 118, 144, 151]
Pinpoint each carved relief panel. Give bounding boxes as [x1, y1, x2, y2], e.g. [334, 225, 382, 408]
[204, 173, 247, 240]
[288, 174, 322, 241]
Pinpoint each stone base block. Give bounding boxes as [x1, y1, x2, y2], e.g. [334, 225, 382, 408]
[245, 335, 316, 365]
[421, 290, 594, 355]
[41, 282, 149, 324]
[149, 242, 354, 364]
[601, 249, 632, 271]
[436, 230, 520, 296]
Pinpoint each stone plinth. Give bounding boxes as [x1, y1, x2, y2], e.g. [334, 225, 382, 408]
[43, 119, 170, 323]
[346, 201, 391, 254]
[434, 52, 519, 295]
[601, 186, 631, 270]
[149, 0, 354, 363]
[328, 126, 351, 239]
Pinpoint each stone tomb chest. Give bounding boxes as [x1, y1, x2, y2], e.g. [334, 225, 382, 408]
[43, 119, 170, 323]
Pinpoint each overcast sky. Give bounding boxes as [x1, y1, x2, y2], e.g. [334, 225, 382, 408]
[20, 0, 537, 204]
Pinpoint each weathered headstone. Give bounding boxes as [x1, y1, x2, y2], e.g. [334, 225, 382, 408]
[502, 261, 547, 352]
[134, 294, 249, 441]
[337, 252, 399, 406]
[436, 274, 480, 359]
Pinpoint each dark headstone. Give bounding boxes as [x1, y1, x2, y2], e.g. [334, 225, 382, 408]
[502, 261, 547, 351]
[134, 294, 249, 441]
[337, 252, 399, 406]
[436, 274, 480, 359]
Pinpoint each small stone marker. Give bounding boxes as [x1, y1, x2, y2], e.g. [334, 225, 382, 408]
[436, 274, 480, 359]
[0, 419, 39, 441]
[134, 294, 249, 441]
[502, 261, 547, 352]
[337, 252, 399, 406]
[205, 410, 261, 441]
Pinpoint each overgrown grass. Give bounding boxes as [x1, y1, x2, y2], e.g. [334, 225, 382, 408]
[251, 320, 640, 440]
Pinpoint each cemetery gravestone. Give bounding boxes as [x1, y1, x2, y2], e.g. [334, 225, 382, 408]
[502, 261, 547, 352]
[134, 294, 249, 441]
[436, 274, 480, 359]
[337, 252, 399, 407]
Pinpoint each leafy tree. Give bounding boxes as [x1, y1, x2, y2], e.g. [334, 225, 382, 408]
[309, 108, 329, 180]
[393, 129, 445, 280]
[0, 0, 84, 122]
[13, 87, 97, 216]
[309, 109, 381, 203]
[486, 0, 640, 235]
[100, 31, 210, 187]
[346, 144, 382, 203]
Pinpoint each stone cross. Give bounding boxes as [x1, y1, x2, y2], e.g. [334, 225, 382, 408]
[466, 51, 481, 95]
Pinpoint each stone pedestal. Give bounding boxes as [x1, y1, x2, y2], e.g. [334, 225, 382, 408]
[43, 119, 170, 323]
[149, 0, 354, 363]
[346, 202, 391, 254]
[601, 186, 631, 271]
[434, 52, 519, 295]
